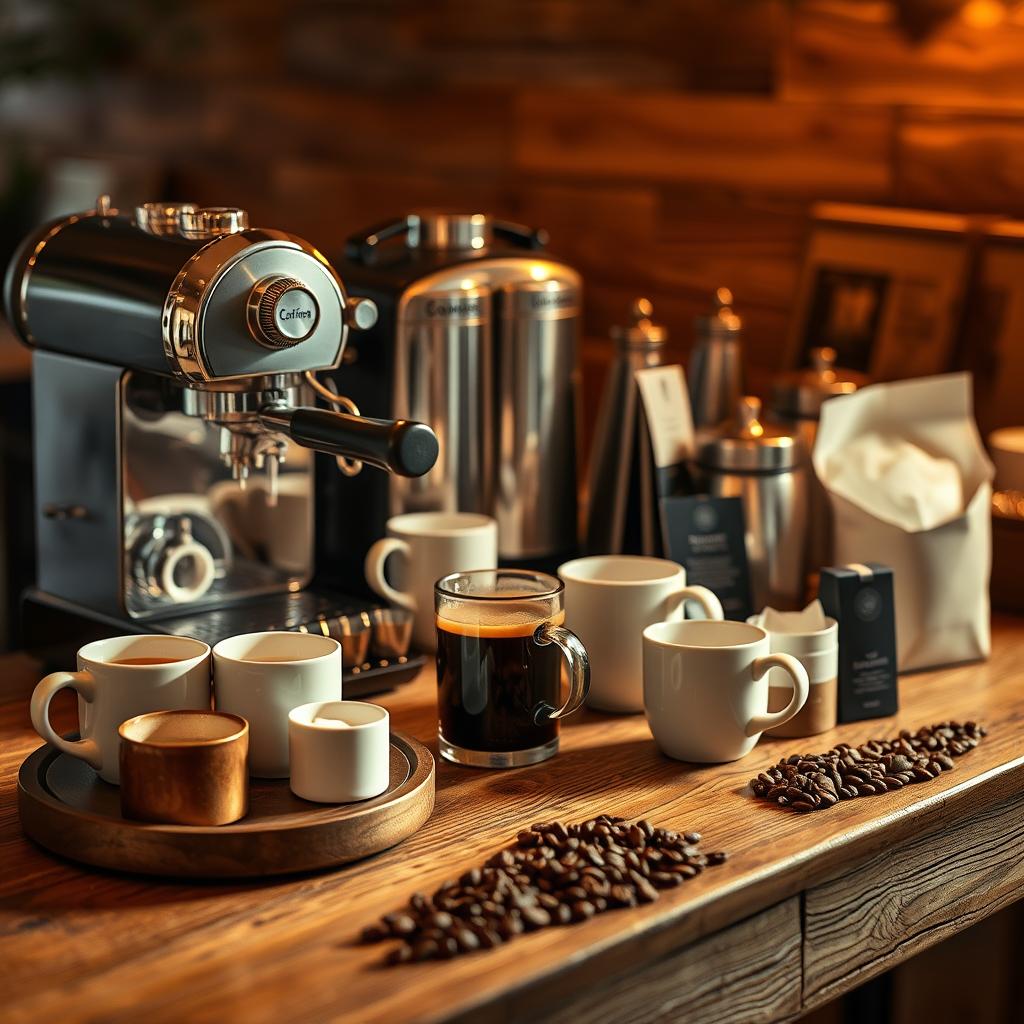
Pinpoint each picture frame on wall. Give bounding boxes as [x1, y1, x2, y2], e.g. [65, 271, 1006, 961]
[958, 219, 1024, 437]
[787, 203, 973, 380]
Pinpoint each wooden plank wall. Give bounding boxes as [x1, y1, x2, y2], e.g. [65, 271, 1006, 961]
[5, 0, 1024, 407]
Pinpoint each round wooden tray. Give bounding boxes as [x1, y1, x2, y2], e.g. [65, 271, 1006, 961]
[18, 732, 434, 879]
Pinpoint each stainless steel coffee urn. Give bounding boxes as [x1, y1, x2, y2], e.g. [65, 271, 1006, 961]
[330, 213, 582, 584]
[696, 396, 808, 611]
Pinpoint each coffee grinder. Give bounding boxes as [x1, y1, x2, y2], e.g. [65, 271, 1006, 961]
[4, 198, 439, 684]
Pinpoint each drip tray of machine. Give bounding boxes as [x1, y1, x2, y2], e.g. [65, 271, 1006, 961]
[20, 589, 426, 699]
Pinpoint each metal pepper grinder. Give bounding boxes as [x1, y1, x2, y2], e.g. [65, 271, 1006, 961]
[696, 396, 808, 611]
[585, 298, 666, 555]
[688, 287, 744, 432]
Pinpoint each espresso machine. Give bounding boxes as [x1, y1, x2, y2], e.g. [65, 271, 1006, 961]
[4, 197, 438, 680]
[326, 212, 582, 587]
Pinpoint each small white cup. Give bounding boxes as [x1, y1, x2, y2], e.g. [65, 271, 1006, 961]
[213, 632, 341, 778]
[643, 619, 809, 763]
[559, 555, 724, 713]
[288, 700, 390, 803]
[364, 512, 498, 652]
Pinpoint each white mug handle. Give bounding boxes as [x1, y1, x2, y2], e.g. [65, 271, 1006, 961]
[29, 670, 103, 770]
[667, 584, 724, 621]
[364, 537, 416, 611]
[745, 653, 809, 737]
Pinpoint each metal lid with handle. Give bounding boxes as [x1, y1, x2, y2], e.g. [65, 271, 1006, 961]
[694, 286, 741, 341]
[771, 346, 868, 420]
[610, 297, 666, 348]
[698, 396, 802, 472]
[344, 213, 549, 263]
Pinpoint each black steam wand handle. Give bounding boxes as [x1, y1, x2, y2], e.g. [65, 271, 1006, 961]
[259, 406, 439, 478]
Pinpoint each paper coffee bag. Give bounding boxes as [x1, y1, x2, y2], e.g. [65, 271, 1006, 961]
[813, 374, 993, 672]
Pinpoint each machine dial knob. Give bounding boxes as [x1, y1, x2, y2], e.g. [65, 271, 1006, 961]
[247, 277, 320, 349]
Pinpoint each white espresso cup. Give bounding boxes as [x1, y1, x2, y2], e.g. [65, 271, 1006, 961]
[365, 512, 498, 651]
[30, 635, 211, 784]
[643, 619, 809, 763]
[558, 555, 724, 713]
[213, 631, 341, 778]
[289, 700, 390, 804]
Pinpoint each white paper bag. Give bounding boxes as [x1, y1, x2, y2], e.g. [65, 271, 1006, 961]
[813, 374, 993, 672]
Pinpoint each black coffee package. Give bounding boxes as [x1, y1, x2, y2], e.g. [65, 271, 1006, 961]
[661, 495, 753, 621]
[818, 563, 898, 723]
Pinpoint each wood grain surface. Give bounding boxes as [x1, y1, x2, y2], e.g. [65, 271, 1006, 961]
[535, 898, 802, 1024]
[803, 789, 1024, 1007]
[3, 616, 1024, 1023]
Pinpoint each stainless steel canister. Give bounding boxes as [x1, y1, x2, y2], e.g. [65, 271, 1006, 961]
[393, 286, 493, 516]
[497, 276, 581, 561]
[697, 396, 808, 611]
[770, 346, 867, 575]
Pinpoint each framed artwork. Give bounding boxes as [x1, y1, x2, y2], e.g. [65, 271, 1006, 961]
[959, 220, 1024, 436]
[787, 203, 972, 380]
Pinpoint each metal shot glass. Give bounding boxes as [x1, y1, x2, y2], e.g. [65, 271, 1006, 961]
[119, 709, 249, 826]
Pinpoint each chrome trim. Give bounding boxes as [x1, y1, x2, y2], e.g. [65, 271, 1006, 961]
[161, 229, 348, 384]
[11, 206, 114, 345]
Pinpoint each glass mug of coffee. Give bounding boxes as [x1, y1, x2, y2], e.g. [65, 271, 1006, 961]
[435, 569, 590, 768]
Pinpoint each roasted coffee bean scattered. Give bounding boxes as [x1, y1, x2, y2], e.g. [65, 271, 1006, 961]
[750, 721, 986, 813]
[360, 815, 726, 964]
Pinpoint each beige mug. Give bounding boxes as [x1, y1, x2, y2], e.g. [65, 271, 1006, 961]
[643, 620, 809, 763]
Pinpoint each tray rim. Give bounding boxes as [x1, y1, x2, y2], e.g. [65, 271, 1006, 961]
[17, 731, 435, 877]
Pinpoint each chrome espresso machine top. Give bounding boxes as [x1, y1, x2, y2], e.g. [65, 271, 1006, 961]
[4, 198, 438, 670]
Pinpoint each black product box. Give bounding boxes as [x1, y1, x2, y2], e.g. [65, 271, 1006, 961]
[661, 495, 753, 621]
[819, 563, 899, 723]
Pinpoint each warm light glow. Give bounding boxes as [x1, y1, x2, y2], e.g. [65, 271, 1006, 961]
[748, 421, 765, 438]
[460, 278, 477, 290]
[961, 0, 1006, 29]
[529, 264, 549, 281]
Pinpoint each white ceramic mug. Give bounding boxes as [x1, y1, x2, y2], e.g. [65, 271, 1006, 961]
[643, 619, 809, 763]
[30, 635, 211, 784]
[213, 631, 341, 778]
[365, 512, 498, 651]
[558, 555, 725, 713]
[289, 700, 390, 803]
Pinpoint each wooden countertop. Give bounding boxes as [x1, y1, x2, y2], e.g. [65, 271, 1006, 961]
[3, 619, 1024, 1024]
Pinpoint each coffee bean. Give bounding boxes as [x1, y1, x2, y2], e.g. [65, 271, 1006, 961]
[366, 815, 726, 965]
[387, 944, 414, 965]
[749, 721, 986, 814]
[411, 938, 439, 961]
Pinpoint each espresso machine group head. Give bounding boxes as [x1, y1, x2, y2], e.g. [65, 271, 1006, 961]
[4, 197, 438, 655]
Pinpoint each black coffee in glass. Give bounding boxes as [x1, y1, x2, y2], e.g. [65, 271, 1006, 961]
[434, 569, 590, 769]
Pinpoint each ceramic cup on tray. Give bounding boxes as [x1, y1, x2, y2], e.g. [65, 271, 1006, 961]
[29, 634, 211, 784]
[213, 631, 341, 778]
[288, 700, 390, 803]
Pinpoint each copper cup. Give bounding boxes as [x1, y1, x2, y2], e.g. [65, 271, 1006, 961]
[119, 710, 249, 826]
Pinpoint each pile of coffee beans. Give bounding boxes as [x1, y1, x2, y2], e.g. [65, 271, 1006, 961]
[750, 720, 986, 813]
[360, 815, 726, 964]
